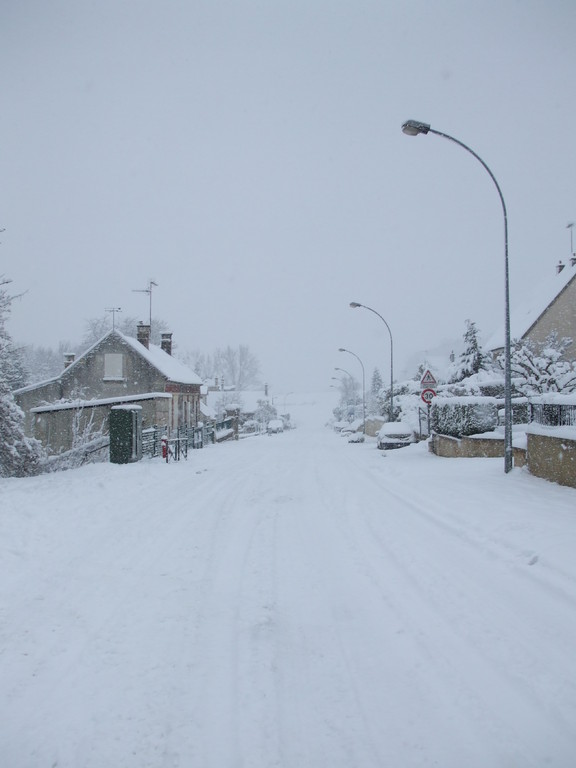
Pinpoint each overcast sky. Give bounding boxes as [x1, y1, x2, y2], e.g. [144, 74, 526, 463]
[2, 0, 576, 394]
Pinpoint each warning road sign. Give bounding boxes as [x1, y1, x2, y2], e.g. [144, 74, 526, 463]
[420, 369, 437, 388]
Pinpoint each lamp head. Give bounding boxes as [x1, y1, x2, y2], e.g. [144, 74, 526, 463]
[349, 302, 362, 308]
[401, 119, 431, 136]
[338, 348, 347, 352]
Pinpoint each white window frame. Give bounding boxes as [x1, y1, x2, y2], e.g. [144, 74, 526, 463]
[104, 353, 124, 381]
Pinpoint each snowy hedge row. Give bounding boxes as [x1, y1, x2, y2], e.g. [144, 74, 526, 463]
[431, 396, 498, 438]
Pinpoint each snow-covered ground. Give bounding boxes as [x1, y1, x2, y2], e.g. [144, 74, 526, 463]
[1, 394, 576, 767]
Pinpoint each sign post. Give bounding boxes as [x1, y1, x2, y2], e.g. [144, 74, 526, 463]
[419, 373, 437, 436]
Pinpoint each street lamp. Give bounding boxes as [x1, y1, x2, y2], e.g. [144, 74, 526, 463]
[350, 302, 394, 420]
[401, 119, 513, 473]
[334, 366, 354, 380]
[338, 348, 366, 434]
[333, 370, 356, 419]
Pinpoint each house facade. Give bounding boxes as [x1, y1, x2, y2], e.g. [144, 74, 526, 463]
[487, 257, 576, 360]
[14, 324, 202, 454]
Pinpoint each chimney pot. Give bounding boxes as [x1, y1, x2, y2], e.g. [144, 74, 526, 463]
[63, 352, 76, 368]
[571, 254, 576, 268]
[137, 322, 151, 349]
[161, 332, 173, 356]
[557, 260, 565, 274]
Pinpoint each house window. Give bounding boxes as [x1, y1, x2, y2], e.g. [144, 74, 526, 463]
[104, 353, 124, 380]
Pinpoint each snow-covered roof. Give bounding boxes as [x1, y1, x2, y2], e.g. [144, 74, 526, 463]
[116, 331, 202, 385]
[17, 329, 202, 392]
[486, 261, 576, 351]
[200, 401, 216, 419]
[31, 392, 171, 413]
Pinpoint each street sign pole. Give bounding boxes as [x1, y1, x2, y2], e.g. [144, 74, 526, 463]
[420, 387, 436, 436]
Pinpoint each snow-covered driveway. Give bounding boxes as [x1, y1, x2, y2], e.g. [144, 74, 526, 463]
[1, 400, 576, 767]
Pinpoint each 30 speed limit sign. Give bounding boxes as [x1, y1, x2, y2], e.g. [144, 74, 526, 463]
[421, 388, 436, 405]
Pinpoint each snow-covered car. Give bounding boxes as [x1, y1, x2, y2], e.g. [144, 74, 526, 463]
[267, 419, 284, 434]
[338, 419, 363, 437]
[376, 421, 415, 450]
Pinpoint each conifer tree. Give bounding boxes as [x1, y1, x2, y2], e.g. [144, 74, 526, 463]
[0, 277, 43, 477]
[451, 320, 487, 382]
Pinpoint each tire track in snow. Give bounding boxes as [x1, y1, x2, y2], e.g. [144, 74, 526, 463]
[317, 439, 576, 763]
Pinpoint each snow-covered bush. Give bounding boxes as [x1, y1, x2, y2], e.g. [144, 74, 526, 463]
[0, 277, 43, 477]
[431, 396, 498, 438]
[496, 333, 576, 395]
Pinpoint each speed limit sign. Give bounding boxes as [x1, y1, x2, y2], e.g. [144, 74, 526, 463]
[421, 388, 436, 405]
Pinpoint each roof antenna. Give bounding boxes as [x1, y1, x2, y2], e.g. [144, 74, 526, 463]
[105, 307, 122, 330]
[567, 222, 575, 260]
[132, 280, 158, 329]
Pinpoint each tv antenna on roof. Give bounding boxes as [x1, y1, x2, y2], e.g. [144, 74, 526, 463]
[105, 307, 122, 330]
[132, 280, 158, 328]
[567, 222, 575, 256]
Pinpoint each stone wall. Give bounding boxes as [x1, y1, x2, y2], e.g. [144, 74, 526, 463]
[429, 433, 505, 459]
[527, 433, 576, 489]
[429, 432, 575, 486]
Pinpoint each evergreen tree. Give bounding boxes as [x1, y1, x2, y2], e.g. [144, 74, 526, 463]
[368, 368, 384, 415]
[451, 320, 487, 382]
[0, 277, 43, 477]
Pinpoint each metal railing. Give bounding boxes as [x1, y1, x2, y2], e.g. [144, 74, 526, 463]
[530, 402, 576, 428]
[142, 424, 205, 459]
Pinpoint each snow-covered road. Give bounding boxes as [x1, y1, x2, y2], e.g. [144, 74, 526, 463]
[1, 398, 576, 767]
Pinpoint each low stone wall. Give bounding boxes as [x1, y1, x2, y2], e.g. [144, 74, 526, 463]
[527, 433, 576, 489]
[430, 433, 504, 459]
[365, 417, 387, 437]
[430, 432, 576, 485]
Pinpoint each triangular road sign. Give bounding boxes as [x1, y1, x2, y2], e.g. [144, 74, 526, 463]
[420, 369, 437, 386]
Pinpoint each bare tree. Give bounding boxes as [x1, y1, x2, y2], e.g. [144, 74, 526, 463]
[498, 334, 576, 394]
[214, 345, 260, 390]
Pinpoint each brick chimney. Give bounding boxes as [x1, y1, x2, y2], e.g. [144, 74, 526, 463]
[137, 322, 151, 349]
[161, 332, 173, 356]
[63, 352, 75, 368]
[556, 260, 565, 274]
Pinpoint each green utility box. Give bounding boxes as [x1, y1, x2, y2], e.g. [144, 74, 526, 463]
[109, 406, 143, 464]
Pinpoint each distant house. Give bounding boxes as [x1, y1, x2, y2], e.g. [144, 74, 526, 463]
[203, 387, 272, 423]
[14, 324, 202, 454]
[486, 257, 576, 361]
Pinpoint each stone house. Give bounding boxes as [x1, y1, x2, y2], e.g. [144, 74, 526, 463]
[486, 256, 576, 360]
[14, 324, 202, 454]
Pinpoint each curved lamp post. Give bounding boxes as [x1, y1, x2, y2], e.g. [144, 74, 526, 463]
[334, 366, 354, 381]
[350, 302, 394, 420]
[338, 348, 366, 434]
[333, 370, 356, 419]
[401, 119, 512, 473]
